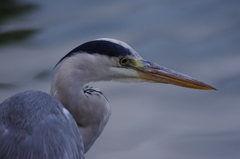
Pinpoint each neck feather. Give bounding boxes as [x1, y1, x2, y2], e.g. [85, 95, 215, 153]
[50, 57, 111, 153]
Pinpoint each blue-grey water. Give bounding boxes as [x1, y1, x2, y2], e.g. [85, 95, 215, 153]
[0, 0, 240, 159]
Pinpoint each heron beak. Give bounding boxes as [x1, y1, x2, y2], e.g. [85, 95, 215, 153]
[134, 60, 216, 90]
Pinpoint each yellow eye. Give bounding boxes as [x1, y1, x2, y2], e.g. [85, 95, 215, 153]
[119, 58, 129, 65]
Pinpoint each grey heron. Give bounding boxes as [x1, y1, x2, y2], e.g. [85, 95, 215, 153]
[0, 38, 215, 159]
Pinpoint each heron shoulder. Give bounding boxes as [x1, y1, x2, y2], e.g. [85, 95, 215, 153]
[0, 90, 84, 159]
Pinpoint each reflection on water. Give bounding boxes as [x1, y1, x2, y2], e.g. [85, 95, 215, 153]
[0, 83, 17, 89]
[0, 0, 38, 45]
[0, 1, 240, 159]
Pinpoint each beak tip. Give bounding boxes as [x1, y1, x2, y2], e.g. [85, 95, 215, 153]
[197, 84, 217, 91]
[209, 86, 217, 91]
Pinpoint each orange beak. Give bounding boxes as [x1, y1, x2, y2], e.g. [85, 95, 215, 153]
[135, 60, 216, 90]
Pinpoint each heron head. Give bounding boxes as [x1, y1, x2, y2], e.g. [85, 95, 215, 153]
[56, 38, 216, 90]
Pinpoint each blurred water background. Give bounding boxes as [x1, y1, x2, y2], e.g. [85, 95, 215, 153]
[0, 0, 240, 159]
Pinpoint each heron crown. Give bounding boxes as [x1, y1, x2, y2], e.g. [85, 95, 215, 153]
[55, 38, 139, 67]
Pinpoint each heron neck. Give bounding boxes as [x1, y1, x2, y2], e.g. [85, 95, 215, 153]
[50, 63, 111, 153]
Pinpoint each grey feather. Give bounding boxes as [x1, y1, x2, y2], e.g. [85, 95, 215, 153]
[0, 91, 84, 159]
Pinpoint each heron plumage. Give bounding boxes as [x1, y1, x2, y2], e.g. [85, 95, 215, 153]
[0, 91, 84, 159]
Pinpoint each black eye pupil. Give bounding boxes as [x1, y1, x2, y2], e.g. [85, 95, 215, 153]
[120, 58, 128, 64]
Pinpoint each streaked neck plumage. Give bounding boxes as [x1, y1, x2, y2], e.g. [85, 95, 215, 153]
[50, 53, 111, 153]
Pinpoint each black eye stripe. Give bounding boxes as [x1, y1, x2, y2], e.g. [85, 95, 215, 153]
[55, 40, 133, 67]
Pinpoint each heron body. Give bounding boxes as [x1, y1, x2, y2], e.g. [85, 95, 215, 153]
[0, 38, 215, 159]
[0, 91, 84, 159]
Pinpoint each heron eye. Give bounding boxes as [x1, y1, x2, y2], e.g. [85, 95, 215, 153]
[119, 58, 129, 65]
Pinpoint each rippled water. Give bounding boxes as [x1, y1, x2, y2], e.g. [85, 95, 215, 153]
[1, 0, 240, 159]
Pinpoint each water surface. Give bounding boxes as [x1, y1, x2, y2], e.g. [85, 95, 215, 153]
[0, 1, 240, 159]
